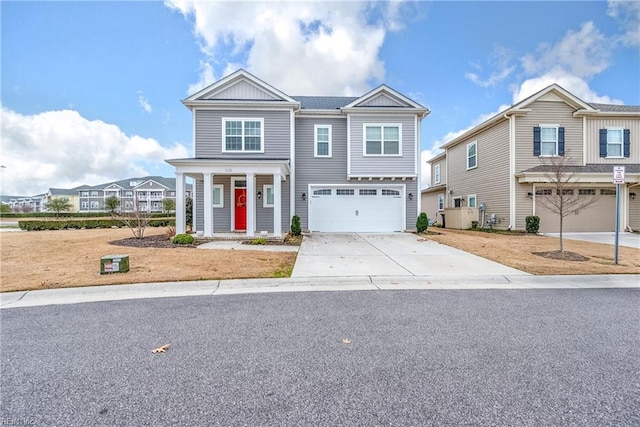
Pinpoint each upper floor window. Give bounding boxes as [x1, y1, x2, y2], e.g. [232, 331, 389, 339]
[534, 125, 565, 157]
[466, 141, 477, 170]
[314, 125, 332, 157]
[600, 128, 630, 158]
[223, 118, 264, 153]
[125, 191, 133, 198]
[80, 191, 89, 197]
[434, 164, 441, 184]
[90, 191, 99, 197]
[437, 194, 444, 211]
[364, 124, 401, 156]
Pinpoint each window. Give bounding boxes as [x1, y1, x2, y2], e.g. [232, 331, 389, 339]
[534, 125, 565, 157]
[536, 189, 552, 196]
[212, 185, 223, 208]
[605, 129, 623, 158]
[601, 189, 616, 196]
[90, 191, 99, 197]
[125, 191, 133, 198]
[314, 125, 332, 157]
[124, 201, 133, 209]
[437, 194, 444, 211]
[466, 141, 477, 170]
[80, 191, 89, 197]
[579, 189, 596, 196]
[364, 124, 401, 155]
[222, 119, 264, 152]
[81, 201, 89, 209]
[382, 189, 400, 196]
[263, 185, 274, 208]
[313, 189, 332, 196]
[336, 189, 354, 196]
[90, 201, 99, 209]
[468, 195, 477, 208]
[557, 189, 574, 195]
[434, 164, 441, 184]
[453, 197, 462, 208]
[359, 189, 377, 196]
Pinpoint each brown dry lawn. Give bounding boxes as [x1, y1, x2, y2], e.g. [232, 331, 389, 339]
[1, 226, 638, 293]
[0, 228, 297, 293]
[425, 228, 640, 275]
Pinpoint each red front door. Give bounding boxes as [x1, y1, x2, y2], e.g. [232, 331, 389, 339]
[235, 188, 247, 230]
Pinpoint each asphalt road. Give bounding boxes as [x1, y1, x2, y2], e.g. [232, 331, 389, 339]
[1, 289, 638, 426]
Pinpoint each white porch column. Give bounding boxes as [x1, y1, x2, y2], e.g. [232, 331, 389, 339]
[175, 172, 186, 235]
[273, 172, 282, 237]
[203, 173, 213, 237]
[246, 173, 256, 237]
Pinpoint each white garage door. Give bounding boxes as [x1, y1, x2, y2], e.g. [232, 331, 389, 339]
[309, 186, 404, 232]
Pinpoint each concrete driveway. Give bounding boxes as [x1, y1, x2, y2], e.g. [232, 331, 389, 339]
[543, 232, 639, 249]
[291, 233, 527, 277]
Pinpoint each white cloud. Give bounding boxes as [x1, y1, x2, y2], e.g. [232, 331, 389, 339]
[512, 70, 624, 104]
[420, 148, 436, 189]
[466, 45, 516, 88]
[607, 0, 640, 46]
[0, 107, 188, 195]
[137, 91, 152, 113]
[187, 60, 217, 95]
[521, 21, 610, 79]
[166, 0, 410, 95]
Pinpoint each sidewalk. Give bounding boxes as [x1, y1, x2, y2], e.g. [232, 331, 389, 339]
[1, 274, 638, 309]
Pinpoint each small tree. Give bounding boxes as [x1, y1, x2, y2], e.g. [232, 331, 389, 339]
[416, 212, 429, 233]
[536, 155, 598, 252]
[118, 206, 152, 239]
[185, 196, 193, 231]
[46, 198, 72, 218]
[104, 196, 120, 217]
[162, 198, 176, 215]
[1, 203, 11, 214]
[291, 215, 301, 236]
[21, 204, 34, 213]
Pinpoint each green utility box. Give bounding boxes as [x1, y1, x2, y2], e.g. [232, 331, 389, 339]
[100, 255, 130, 274]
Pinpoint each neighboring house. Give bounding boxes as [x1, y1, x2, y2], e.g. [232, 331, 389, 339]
[3, 195, 46, 212]
[422, 84, 640, 233]
[77, 176, 192, 213]
[43, 188, 82, 212]
[167, 69, 429, 237]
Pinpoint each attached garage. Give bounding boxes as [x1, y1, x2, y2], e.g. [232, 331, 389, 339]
[308, 185, 405, 232]
[536, 188, 617, 233]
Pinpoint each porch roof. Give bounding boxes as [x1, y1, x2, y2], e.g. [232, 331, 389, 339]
[165, 157, 290, 179]
[516, 163, 640, 184]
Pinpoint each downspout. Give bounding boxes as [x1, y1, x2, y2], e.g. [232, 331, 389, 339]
[504, 112, 515, 230]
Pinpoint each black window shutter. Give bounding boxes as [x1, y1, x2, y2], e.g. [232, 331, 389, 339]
[533, 127, 541, 156]
[599, 129, 607, 157]
[558, 127, 565, 156]
[623, 129, 630, 158]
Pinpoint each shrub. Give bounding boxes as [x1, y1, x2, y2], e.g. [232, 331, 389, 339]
[291, 215, 301, 236]
[416, 212, 429, 233]
[172, 233, 195, 244]
[525, 215, 540, 234]
[17, 219, 174, 231]
[471, 221, 478, 229]
[250, 237, 267, 245]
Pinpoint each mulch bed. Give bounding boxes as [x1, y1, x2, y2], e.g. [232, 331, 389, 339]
[110, 234, 200, 249]
[532, 250, 590, 261]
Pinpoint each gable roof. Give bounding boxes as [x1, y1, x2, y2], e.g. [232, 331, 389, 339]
[343, 84, 429, 114]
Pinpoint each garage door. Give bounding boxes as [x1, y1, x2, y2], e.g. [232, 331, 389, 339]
[536, 188, 616, 233]
[309, 186, 404, 232]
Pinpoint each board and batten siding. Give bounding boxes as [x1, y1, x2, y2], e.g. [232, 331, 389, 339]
[206, 81, 280, 101]
[294, 117, 348, 230]
[513, 100, 584, 230]
[194, 110, 291, 158]
[585, 117, 640, 164]
[447, 119, 511, 228]
[349, 114, 416, 176]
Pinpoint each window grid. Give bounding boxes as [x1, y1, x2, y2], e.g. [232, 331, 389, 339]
[607, 129, 623, 157]
[540, 127, 558, 156]
[359, 189, 377, 196]
[224, 119, 263, 152]
[467, 142, 477, 170]
[434, 164, 441, 184]
[381, 189, 400, 196]
[315, 125, 331, 157]
[336, 189, 355, 196]
[364, 125, 401, 155]
[313, 189, 332, 196]
[578, 189, 596, 196]
[437, 194, 444, 211]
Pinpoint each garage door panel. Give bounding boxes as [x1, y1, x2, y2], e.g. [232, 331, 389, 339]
[309, 186, 404, 232]
[536, 191, 616, 233]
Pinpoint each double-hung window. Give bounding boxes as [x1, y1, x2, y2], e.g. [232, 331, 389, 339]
[466, 141, 477, 170]
[314, 125, 332, 157]
[437, 194, 444, 211]
[223, 118, 264, 152]
[606, 128, 622, 157]
[364, 124, 401, 155]
[534, 125, 565, 157]
[434, 164, 441, 184]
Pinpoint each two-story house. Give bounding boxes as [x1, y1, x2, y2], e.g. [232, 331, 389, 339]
[167, 69, 429, 237]
[422, 84, 640, 233]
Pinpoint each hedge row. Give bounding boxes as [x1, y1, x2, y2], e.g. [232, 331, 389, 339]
[2, 212, 173, 219]
[18, 219, 175, 231]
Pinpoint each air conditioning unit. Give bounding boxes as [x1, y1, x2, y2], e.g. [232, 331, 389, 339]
[100, 255, 130, 274]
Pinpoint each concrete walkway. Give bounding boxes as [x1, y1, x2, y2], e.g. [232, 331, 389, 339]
[1, 275, 638, 309]
[543, 232, 640, 249]
[292, 233, 526, 277]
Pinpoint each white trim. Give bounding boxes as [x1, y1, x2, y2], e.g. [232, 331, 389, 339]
[605, 127, 624, 158]
[582, 116, 587, 166]
[509, 115, 516, 229]
[466, 141, 478, 170]
[289, 109, 295, 225]
[203, 173, 213, 236]
[347, 115, 351, 176]
[221, 118, 265, 153]
[273, 172, 282, 237]
[362, 123, 403, 156]
[246, 173, 255, 237]
[437, 193, 444, 211]
[230, 177, 246, 232]
[212, 184, 224, 208]
[314, 124, 332, 157]
[434, 164, 441, 184]
[468, 194, 477, 208]
[263, 184, 274, 208]
[538, 124, 560, 157]
[175, 172, 185, 234]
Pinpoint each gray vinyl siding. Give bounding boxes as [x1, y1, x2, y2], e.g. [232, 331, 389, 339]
[405, 180, 418, 230]
[349, 115, 416, 176]
[514, 101, 584, 229]
[295, 117, 349, 229]
[585, 117, 640, 163]
[196, 175, 290, 233]
[194, 109, 291, 158]
[447, 119, 511, 229]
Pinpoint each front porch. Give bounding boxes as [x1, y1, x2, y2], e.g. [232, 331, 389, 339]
[166, 158, 291, 238]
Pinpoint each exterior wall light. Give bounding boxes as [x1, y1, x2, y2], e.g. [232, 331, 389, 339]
[302, 192, 307, 201]
[257, 191, 262, 200]
[408, 193, 413, 201]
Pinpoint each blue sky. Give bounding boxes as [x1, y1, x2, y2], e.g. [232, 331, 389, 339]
[1, 0, 639, 195]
